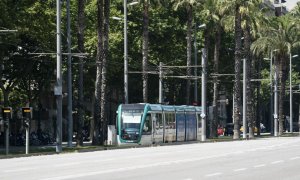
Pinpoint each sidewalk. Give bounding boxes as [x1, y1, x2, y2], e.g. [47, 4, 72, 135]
[0, 133, 299, 158]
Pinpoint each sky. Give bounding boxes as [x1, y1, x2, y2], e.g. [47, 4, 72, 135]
[285, 0, 300, 10]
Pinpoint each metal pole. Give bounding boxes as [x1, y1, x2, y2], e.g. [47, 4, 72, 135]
[290, 53, 293, 133]
[201, 48, 207, 142]
[298, 103, 300, 134]
[194, 29, 198, 103]
[159, 62, 163, 104]
[26, 124, 29, 154]
[5, 117, 9, 155]
[233, 92, 235, 123]
[270, 51, 274, 135]
[56, 0, 62, 153]
[67, 0, 73, 147]
[124, 0, 129, 104]
[274, 56, 278, 137]
[243, 58, 247, 139]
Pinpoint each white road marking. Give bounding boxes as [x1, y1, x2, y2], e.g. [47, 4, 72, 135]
[247, 149, 257, 152]
[233, 151, 245, 154]
[290, 156, 300, 160]
[271, 160, 284, 164]
[183, 178, 193, 180]
[4, 167, 38, 173]
[205, 172, 222, 177]
[234, 168, 247, 172]
[254, 164, 266, 168]
[54, 162, 80, 167]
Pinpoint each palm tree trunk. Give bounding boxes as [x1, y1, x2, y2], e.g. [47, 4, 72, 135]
[186, 4, 192, 105]
[256, 56, 261, 136]
[244, 22, 255, 139]
[142, 0, 149, 103]
[77, 0, 85, 147]
[211, 26, 221, 138]
[233, 4, 242, 140]
[99, 0, 110, 145]
[93, 0, 104, 145]
[278, 55, 288, 135]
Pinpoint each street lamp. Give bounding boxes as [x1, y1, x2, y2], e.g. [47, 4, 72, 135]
[290, 54, 298, 133]
[124, 0, 138, 104]
[194, 23, 206, 104]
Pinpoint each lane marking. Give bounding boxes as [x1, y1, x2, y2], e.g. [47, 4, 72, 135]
[54, 162, 80, 167]
[290, 156, 300, 160]
[254, 164, 266, 168]
[4, 167, 37, 173]
[234, 168, 247, 172]
[205, 172, 222, 177]
[183, 178, 193, 180]
[271, 160, 284, 164]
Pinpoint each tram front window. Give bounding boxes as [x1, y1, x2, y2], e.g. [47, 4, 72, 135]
[121, 111, 142, 141]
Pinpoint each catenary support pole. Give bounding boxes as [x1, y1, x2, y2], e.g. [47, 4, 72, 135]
[159, 62, 163, 104]
[201, 48, 207, 142]
[274, 59, 278, 137]
[270, 51, 274, 135]
[124, 0, 128, 104]
[243, 58, 247, 139]
[290, 53, 293, 133]
[56, 0, 62, 153]
[194, 29, 198, 103]
[67, 0, 73, 147]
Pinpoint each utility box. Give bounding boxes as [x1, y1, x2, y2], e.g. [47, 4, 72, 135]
[107, 125, 116, 145]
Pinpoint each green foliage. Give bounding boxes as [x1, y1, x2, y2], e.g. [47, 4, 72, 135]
[1, 0, 300, 126]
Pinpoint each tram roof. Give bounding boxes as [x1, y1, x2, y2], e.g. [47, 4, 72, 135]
[148, 104, 163, 111]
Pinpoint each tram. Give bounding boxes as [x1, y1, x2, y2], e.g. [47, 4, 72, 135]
[116, 103, 203, 145]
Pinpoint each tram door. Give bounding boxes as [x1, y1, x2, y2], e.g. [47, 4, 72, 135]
[152, 113, 163, 143]
[141, 113, 153, 145]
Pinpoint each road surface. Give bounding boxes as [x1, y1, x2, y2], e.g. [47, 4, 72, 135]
[1, 137, 300, 180]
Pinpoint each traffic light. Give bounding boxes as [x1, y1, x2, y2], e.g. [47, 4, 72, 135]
[2, 107, 12, 129]
[22, 107, 32, 128]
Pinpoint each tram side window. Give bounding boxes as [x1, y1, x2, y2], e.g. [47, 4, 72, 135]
[165, 113, 175, 129]
[143, 113, 152, 135]
[156, 114, 163, 130]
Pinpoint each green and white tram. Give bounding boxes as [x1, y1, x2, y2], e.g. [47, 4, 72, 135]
[116, 103, 203, 145]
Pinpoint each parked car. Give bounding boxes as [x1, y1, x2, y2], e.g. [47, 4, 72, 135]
[224, 123, 234, 136]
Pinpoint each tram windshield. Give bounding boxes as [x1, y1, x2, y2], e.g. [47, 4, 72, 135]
[121, 110, 143, 141]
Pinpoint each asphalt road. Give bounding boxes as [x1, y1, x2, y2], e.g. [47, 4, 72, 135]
[1, 137, 300, 180]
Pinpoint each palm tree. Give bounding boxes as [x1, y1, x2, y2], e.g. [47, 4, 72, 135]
[240, 0, 265, 138]
[77, 0, 85, 147]
[99, 0, 110, 144]
[141, 0, 150, 103]
[251, 15, 300, 136]
[221, 0, 265, 139]
[93, 0, 104, 145]
[172, 0, 199, 105]
[139, 0, 162, 103]
[200, 0, 224, 137]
